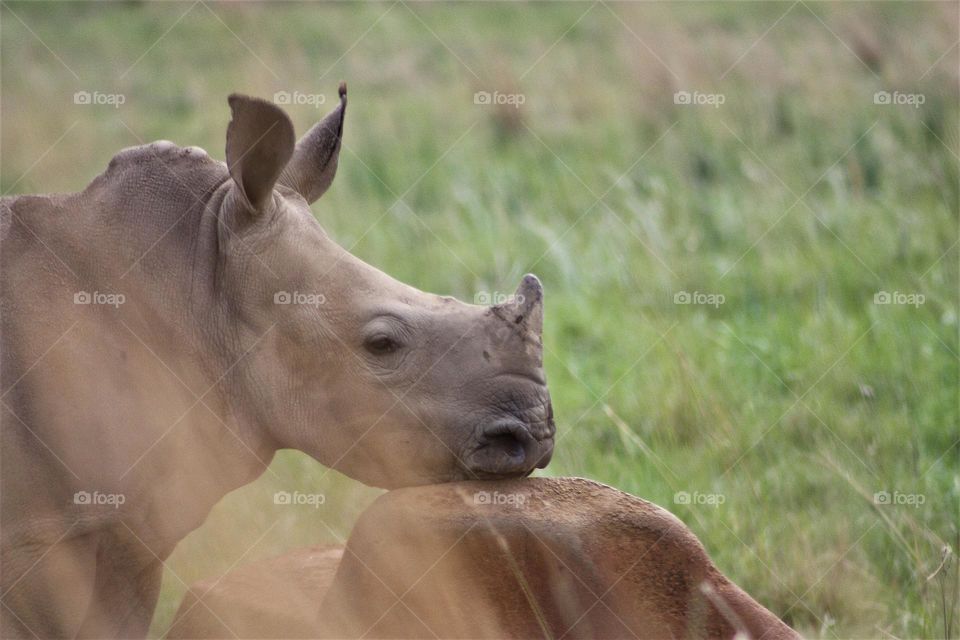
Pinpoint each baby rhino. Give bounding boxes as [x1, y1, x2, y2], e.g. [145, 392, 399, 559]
[0, 83, 555, 638]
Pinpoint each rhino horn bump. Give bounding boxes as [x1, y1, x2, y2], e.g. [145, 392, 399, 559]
[510, 274, 544, 336]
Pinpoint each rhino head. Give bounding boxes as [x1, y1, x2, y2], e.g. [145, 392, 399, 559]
[219, 84, 555, 488]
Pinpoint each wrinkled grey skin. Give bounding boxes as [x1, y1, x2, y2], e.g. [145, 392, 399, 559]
[0, 84, 554, 638]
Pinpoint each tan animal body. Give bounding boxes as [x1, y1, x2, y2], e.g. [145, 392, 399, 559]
[169, 478, 799, 640]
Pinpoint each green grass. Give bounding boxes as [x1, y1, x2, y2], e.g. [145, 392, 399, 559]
[2, 2, 958, 638]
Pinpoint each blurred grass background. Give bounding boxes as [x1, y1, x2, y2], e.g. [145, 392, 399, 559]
[2, 1, 958, 638]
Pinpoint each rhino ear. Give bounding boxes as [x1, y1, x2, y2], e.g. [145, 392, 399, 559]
[225, 94, 296, 213]
[278, 82, 347, 204]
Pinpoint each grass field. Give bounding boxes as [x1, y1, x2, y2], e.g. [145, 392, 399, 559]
[2, 2, 958, 638]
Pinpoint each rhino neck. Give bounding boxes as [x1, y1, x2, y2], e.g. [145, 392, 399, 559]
[88, 154, 290, 504]
[105, 171, 283, 527]
[2, 194, 278, 555]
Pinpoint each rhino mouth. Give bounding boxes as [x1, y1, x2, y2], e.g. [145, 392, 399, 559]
[464, 413, 555, 479]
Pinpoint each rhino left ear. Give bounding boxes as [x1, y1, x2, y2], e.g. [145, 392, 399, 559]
[278, 82, 347, 204]
[226, 94, 296, 213]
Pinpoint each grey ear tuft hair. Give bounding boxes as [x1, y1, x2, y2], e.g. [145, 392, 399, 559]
[279, 82, 347, 204]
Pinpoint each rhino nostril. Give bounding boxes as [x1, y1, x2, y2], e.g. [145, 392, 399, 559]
[464, 421, 535, 477]
[464, 417, 558, 479]
[481, 420, 532, 453]
[484, 433, 526, 461]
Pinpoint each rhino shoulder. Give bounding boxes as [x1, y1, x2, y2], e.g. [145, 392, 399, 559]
[87, 140, 225, 195]
[106, 140, 215, 168]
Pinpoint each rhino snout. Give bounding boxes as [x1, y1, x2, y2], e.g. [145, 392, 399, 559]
[464, 401, 555, 478]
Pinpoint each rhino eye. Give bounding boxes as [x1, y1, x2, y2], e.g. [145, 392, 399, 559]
[364, 335, 401, 356]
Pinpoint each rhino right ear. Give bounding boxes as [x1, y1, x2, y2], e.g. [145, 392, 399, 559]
[226, 94, 296, 213]
[278, 82, 347, 204]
